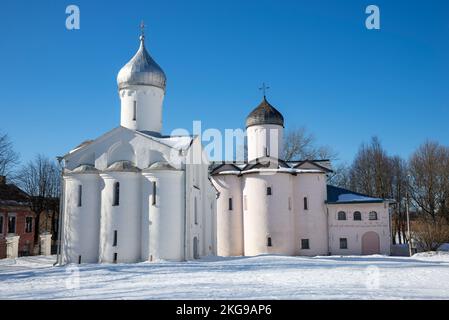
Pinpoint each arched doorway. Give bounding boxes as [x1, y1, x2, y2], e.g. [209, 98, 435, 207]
[193, 237, 199, 259]
[361, 231, 380, 255]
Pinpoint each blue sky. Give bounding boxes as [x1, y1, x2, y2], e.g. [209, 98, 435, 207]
[0, 0, 448, 165]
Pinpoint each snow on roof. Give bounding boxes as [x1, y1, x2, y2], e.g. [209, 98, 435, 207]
[137, 132, 194, 150]
[326, 185, 384, 204]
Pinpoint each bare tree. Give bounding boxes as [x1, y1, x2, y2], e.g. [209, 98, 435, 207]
[0, 132, 20, 177]
[283, 127, 337, 161]
[327, 162, 351, 188]
[408, 141, 449, 221]
[390, 156, 408, 244]
[16, 154, 60, 245]
[349, 136, 392, 198]
[413, 214, 449, 251]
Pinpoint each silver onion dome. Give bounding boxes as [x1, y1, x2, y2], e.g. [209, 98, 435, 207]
[246, 96, 284, 128]
[117, 34, 166, 90]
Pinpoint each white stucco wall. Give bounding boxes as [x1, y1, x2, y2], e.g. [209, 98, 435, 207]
[62, 173, 101, 263]
[142, 170, 184, 261]
[213, 174, 243, 256]
[99, 172, 141, 263]
[327, 202, 391, 255]
[247, 124, 284, 161]
[294, 173, 329, 256]
[119, 86, 165, 133]
[243, 173, 295, 256]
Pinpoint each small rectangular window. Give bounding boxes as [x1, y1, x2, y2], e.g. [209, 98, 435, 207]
[304, 197, 308, 210]
[301, 239, 310, 249]
[77, 185, 82, 207]
[113, 253, 118, 263]
[152, 181, 157, 205]
[267, 237, 272, 247]
[78, 255, 82, 264]
[194, 197, 198, 225]
[0, 215, 3, 234]
[8, 216, 16, 234]
[25, 217, 33, 233]
[113, 230, 117, 247]
[288, 197, 292, 211]
[133, 101, 137, 121]
[267, 187, 272, 195]
[340, 238, 348, 249]
[228, 198, 233, 211]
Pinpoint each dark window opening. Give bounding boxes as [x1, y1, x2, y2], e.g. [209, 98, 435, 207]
[25, 217, 33, 233]
[133, 101, 137, 121]
[340, 238, 348, 249]
[113, 253, 118, 263]
[369, 211, 378, 220]
[152, 181, 157, 205]
[113, 230, 117, 247]
[267, 237, 272, 247]
[228, 198, 233, 211]
[267, 187, 272, 195]
[353, 211, 362, 221]
[304, 197, 308, 210]
[77, 185, 82, 207]
[338, 211, 347, 220]
[194, 197, 198, 225]
[78, 255, 82, 264]
[8, 216, 16, 234]
[301, 239, 310, 249]
[113, 182, 120, 206]
[0, 215, 3, 234]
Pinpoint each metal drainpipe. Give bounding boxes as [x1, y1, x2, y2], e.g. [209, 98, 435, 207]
[54, 157, 65, 266]
[183, 163, 187, 261]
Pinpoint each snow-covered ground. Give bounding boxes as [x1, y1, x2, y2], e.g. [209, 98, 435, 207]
[1, 253, 449, 300]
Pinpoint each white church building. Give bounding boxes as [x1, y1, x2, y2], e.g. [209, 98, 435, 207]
[210, 97, 393, 257]
[59, 32, 216, 264]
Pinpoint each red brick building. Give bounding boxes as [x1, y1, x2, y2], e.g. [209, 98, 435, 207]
[0, 175, 36, 259]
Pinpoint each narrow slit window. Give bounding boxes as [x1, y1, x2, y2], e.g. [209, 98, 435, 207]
[194, 197, 198, 225]
[267, 187, 272, 195]
[77, 185, 82, 207]
[78, 255, 82, 264]
[267, 237, 272, 247]
[0, 215, 3, 234]
[133, 101, 137, 121]
[113, 253, 118, 263]
[113, 182, 120, 206]
[113, 230, 117, 247]
[228, 198, 233, 211]
[304, 197, 308, 210]
[152, 181, 157, 205]
[288, 197, 292, 211]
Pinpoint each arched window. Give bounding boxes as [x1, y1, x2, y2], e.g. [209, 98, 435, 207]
[304, 197, 308, 210]
[369, 211, 378, 220]
[337, 211, 347, 221]
[113, 182, 120, 206]
[353, 211, 362, 221]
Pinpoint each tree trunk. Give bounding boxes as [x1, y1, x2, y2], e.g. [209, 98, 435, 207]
[33, 212, 41, 245]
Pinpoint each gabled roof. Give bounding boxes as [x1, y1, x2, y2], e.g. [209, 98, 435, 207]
[64, 126, 194, 160]
[326, 185, 385, 204]
[242, 156, 290, 171]
[0, 180, 30, 206]
[293, 159, 333, 173]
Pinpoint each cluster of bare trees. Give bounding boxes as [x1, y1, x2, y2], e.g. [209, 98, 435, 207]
[0, 132, 61, 248]
[332, 137, 449, 250]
